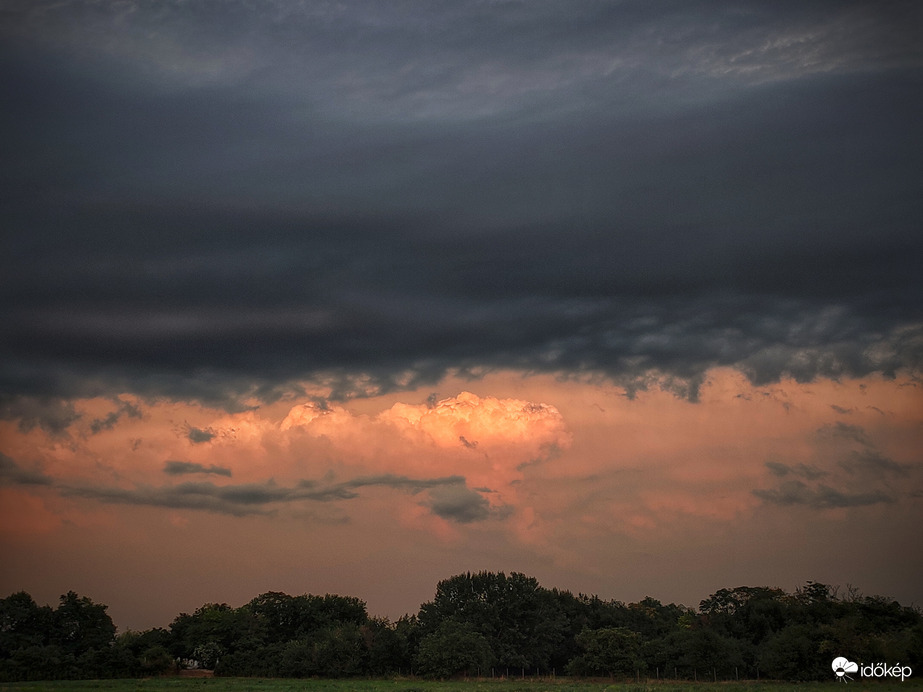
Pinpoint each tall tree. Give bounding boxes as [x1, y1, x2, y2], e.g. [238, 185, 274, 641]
[419, 571, 567, 671]
[51, 592, 115, 655]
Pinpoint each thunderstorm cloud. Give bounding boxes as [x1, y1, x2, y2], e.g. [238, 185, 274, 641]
[0, 0, 919, 411]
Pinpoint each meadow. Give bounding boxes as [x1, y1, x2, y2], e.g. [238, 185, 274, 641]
[1, 680, 921, 692]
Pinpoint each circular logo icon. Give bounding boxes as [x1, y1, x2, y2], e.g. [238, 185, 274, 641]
[832, 657, 858, 682]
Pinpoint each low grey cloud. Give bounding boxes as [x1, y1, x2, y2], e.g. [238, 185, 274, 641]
[752, 480, 894, 509]
[89, 399, 142, 434]
[61, 481, 285, 517]
[163, 461, 232, 477]
[764, 461, 827, 480]
[756, 419, 917, 509]
[838, 450, 911, 477]
[765, 461, 791, 477]
[186, 426, 216, 444]
[343, 474, 467, 493]
[459, 436, 478, 450]
[0, 452, 52, 486]
[819, 422, 873, 446]
[57, 472, 474, 519]
[426, 485, 491, 524]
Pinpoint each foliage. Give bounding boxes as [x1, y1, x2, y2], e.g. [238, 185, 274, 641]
[418, 571, 567, 671]
[566, 626, 644, 677]
[414, 619, 494, 678]
[0, 591, 117, 681]
[1, 575, 921, 682]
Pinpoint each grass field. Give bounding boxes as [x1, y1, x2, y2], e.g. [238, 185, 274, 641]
[1, 679, 921, 692]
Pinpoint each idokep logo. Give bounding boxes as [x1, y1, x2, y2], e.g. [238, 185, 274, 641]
[832, 657, 913, 682]
[832, 657, 858, 682]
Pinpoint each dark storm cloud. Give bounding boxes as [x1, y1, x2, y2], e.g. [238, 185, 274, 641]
[0, 397, 81, 435]
[1, 1, 921, 409]
[58, 473, 470, 517]
[163, 461, 232, 477]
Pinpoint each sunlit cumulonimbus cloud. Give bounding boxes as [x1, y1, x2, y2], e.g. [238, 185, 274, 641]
[1, 368, 920, 628]
[0, 391, 566, 527]
[280, 392, 570, 522]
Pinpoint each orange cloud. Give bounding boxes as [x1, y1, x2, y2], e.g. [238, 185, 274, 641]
[1, 369, 920, 629]
[280, 392, 571, 519]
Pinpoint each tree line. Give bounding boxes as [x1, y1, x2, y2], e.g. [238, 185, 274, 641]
[1, 572, 920, 681]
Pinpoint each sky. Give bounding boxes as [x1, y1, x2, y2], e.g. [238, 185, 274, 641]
[1, 0, 921, 632]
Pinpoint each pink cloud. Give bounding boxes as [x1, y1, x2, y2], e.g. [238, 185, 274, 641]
[0, 369, 920, 630]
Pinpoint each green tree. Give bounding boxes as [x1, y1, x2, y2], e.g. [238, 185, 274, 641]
[566, 626, 644, 677]
[0, 592, 52, 656]
[362, 617, 403, 675]
[246, 591, 368, 643]
[310, 623, 369, 677]
[169, 602, 262, 667]
[418, 571, 566, 671]
[272, 623, 369, 677]
[759, 623, 828, 681]
[414, 619, 494, 678]
[392, 614, 422, 673]
[51, 592, 116, 656]
[138, 644, 174, 675]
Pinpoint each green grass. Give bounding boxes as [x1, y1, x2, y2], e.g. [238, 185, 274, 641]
[2, 681, 922, 692]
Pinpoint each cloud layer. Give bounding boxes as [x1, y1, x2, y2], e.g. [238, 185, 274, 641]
[1, 1, 921, 411]
[1, 372, 920, 632]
